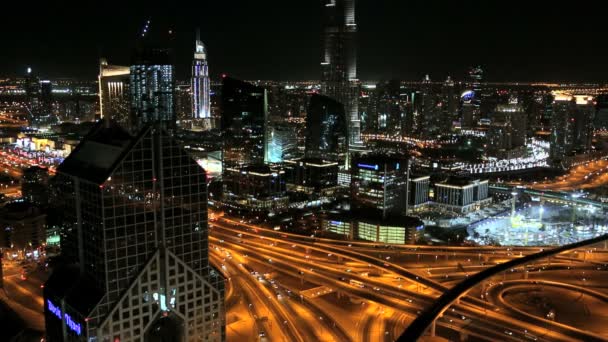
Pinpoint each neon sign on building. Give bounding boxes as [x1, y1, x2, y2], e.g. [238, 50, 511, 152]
[47, 299, 82, 336]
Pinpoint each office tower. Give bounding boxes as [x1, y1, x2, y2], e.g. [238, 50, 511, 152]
[461, 66, 483, 128]
[175, 83, 192, 123]
[44, 121, 224, 342]
[130, 47, 175, 131]
[571, 95, 595, 153]
[359, 84, 377, 133]
[304, 94, 348, 164]
[351, 154, 409, 218]
[375, 80, 403, 134]
[417, 74, 440, 137]
[39, 80, 54, 115]
[321, 0, 362, 150]
[550, 94, 575, 164]
[441, 76, 458, 129]
[285, 158, 339, 196]
[408, 175, 430, 210]
[434, 176, 490, 214]
[223, 164, 288, 210]
[192, 29, 211, 129]
[467, 66, 483, 106]
[461, 90, 478, 129]
[22, 165, 49, 206]
[266, 122, 300, 163]
[324, 154, 421, 245]
[487, 103, 527, 158]
[220, 77, 268, 171]
[98, 58, 130, 124]
[25, 67, 41, 114]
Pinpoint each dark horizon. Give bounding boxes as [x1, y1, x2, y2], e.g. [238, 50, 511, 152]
[3, 1, 608, 83]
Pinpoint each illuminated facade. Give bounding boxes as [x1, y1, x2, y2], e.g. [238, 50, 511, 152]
[305, 94, 348, 164]
[130, 48, 175, 131]
[408, 175, 430, 209]
[434, 176, 490, 213]
[321, 0, 362, 150]
[192, 29, 211, 124]
[550, 93, 594, 165]
[323, 211, 422, 244]
[223, 164, 288, 211]
[44, 121, 224, 342]
[284, 158, 339, 196]
[98, 59, 130, 125]
[351, 154, 409, 218]
[487, 103, 527, 157]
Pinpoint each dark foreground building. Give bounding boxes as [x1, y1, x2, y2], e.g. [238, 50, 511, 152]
[44, 121, 224, 341]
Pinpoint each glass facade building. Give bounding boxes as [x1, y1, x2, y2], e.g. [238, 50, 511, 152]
[305, 94, 348, 163]
[130, 48, 175, 131]
[351, 154, 409, 218]
[44, 121, 224, 342]
[321, 0, 362, 149]
[220, 77, 267, 171]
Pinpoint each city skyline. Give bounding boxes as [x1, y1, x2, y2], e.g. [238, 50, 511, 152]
[3, 1, 608, 82]
[3, 2, 608, 342]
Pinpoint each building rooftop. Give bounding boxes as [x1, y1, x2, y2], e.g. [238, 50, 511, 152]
[327, 208, 423, 228]
[57, 121, 140, 185]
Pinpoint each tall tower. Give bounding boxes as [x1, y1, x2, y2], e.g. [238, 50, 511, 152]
[192, 29, 211, 125]
[129, 20, 176, 132]
[321, 0, 361, 151]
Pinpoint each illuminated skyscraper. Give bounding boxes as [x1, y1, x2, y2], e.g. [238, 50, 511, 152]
[321, 0, 361, 150]
[98, 58, 130, 125]
[129, 21, 176, 131]
[44, 121, 224, 342]
[130, 47, 175, 130]
[192, 29, 211, 125]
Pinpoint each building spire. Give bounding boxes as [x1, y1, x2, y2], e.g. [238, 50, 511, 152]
[196, 27, 201, 42]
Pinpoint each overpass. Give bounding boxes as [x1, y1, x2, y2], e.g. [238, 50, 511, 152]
[397, 233, 608, 341]
[490, 184, 608, 209]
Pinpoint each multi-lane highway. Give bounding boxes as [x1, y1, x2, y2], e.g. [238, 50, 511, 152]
[208, 213, 608, 341]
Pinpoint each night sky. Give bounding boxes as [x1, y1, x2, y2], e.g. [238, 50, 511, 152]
[2, 1, 607, 82]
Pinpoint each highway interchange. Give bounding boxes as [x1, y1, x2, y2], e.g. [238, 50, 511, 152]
[210, 214, 608, 341]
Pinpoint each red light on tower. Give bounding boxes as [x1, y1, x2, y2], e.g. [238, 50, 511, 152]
[221, 73, 227, 79]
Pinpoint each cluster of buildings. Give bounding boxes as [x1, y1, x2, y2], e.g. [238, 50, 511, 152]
[1, 1, 608, 342]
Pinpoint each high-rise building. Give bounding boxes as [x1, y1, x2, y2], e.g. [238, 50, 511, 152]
[461, 66, 483, 128]
[550, 94, 575, 164]
[359, 84, 377, 133]
[571, 95, 595, 153]
[321, 0, 361, 150]
[441, 76, 458, 129]
[304, 94, 348, 164]
[550, 93, 595, 164]
[175, 83, 192, 123]
[130, 47, 175, 131]
[351, 154, 409, 218]
[266, 122, 301, 163]
[220, 77, 268, 171]
[375, 80, 403, 135]
[44, 121, 224, 342]
[22, 166, 49, 206]
[192, 29, 211, 128]
[98, 59, 130, 125]
[487, 103, 527, 158]
[417, 75, 440, 138]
